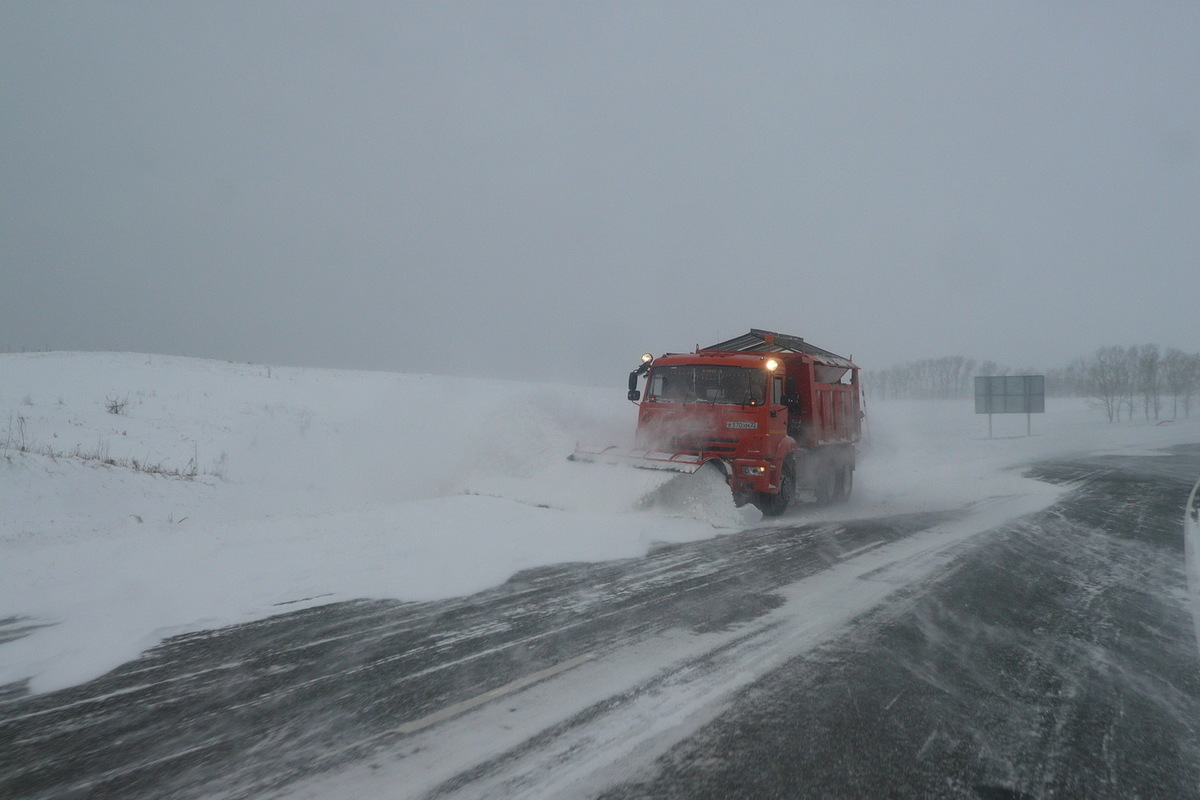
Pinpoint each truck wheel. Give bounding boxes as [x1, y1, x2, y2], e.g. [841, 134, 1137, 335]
[815, 464, 835, 506]
[758, 457, 795, 517]
[835, 462, 854, 501]
[836, 465, 854, 502]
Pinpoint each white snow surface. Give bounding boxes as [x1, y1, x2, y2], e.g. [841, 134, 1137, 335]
[2, 351, 1198, 694]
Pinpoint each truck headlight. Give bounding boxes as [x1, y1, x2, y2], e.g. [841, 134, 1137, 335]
[740, 465, 767, 477]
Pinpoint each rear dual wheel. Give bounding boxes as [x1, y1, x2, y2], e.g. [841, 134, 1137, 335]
[817, 463, 854, 506]
[814, 466, 835, 506]
[837, 465, 854, 501]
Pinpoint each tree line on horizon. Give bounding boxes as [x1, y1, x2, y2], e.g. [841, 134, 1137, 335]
[864, 345, 1200, 422]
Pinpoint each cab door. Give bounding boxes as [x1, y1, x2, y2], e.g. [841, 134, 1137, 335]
[770, 375, 790, 442]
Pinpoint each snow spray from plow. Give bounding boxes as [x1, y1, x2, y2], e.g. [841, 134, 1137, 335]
[568, 445, 755, 527]
[631, 462, 758, 528]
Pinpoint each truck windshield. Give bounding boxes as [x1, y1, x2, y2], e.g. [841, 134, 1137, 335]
[647, 365, 766, 406]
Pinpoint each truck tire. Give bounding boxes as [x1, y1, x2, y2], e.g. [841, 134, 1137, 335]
[830, 464, 852, 503]
[814, 462, 835, 506]
[837, 465, 854, 502]
[757, 456, 795, 517]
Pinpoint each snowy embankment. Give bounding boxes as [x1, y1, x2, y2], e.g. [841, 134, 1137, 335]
[2, 352, 1198, 694]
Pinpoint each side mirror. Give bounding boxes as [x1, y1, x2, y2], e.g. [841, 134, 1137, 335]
[628, 389, 641, 402]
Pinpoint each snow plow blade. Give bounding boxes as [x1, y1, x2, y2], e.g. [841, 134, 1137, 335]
[568, 446, 706, 475]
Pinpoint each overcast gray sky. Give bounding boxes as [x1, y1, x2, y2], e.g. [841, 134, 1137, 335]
[3, 2, 1197, 384]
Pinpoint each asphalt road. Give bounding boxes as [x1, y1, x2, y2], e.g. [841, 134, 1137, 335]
[601, 445, 1200, 799]
[2, 444, 1199, 799]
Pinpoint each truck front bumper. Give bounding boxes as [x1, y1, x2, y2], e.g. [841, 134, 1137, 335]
[728, 460, 775, 494]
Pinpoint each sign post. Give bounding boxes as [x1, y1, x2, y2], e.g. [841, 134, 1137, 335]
[974, 375, 1045, 438]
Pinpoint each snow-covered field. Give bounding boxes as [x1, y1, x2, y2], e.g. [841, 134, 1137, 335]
[3, 351, 1198, 695]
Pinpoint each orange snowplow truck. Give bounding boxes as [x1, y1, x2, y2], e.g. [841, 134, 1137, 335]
[577, 329, 862, 516]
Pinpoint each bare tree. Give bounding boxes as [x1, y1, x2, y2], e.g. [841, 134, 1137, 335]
[1190, 354, 1200, 418]
[867, 344, 1195, 418]
[960, 358, 977, 396]
[1136, 343, 1162, 420]
[1121, 347, 1138, 421]
[1189, 353, 1200, 418]
[1087, 346, 1133, 423]
[978, 360, 1002, 379]
[1046, 357, 1089, 397]
[1164, 348, 1187, 419]
[865, 356, 983, 400]
[1164, 348, 1200, 419]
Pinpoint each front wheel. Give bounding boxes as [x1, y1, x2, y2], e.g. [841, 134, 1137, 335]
[756, 457, 795, 517]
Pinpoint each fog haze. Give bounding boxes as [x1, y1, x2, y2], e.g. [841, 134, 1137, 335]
[3, 3, 1197, 384]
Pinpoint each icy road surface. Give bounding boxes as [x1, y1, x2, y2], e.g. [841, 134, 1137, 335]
[4, 446, 1200, 799]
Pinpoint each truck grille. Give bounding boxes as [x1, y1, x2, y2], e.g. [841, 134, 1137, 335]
[666, 436, 739, 454]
